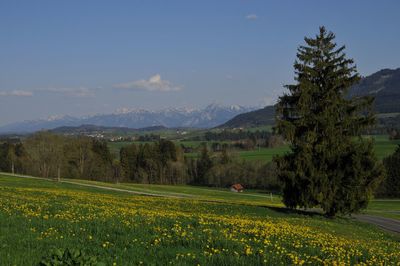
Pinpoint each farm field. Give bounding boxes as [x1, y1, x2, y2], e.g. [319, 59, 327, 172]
[235, 135, 400, 161]
[1, 174, 400, 265]
[108, 135, 400, 161]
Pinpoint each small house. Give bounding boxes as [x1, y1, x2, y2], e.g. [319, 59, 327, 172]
[230, 183, 244, 193]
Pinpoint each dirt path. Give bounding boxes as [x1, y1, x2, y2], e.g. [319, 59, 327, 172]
[62, 180, 192, 198]
[352, 214, 400, 234]
[2, 173, 186, 198]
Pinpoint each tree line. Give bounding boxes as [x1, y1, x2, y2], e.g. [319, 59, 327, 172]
[116, 140, 278, 189]
[0, 132, 116, 181]
[0, 132, 279, 190]
[0, 130, 398, 199]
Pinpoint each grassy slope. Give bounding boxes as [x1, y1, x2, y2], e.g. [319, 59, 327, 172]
[59, 177, 400, 220]
[59, 178, 400, 220]
[63, 178, 281, 207]
[0, 175, 400, 265]
[1, 174, 400, 265]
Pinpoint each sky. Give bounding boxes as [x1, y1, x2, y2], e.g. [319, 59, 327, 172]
[1, 0, 400, 126]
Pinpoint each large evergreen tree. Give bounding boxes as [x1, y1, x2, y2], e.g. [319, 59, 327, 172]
[275, 27, 384, 217]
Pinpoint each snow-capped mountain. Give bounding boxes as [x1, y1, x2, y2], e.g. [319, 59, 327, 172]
[0, 104, 257, 133]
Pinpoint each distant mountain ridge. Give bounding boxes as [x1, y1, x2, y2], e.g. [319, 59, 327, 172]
[50, 124, 167, 135]
[350, 68, 400, 113]
[0, 104, 256, 133]
[219, 68, 400, 128]
[218, 105, 276, 128]
[3, 68, 398, 133]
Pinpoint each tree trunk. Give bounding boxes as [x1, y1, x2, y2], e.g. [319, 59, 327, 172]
[57, 166, 61, 182]
[79, 147, 85, 176]
[325, 208, 337, 218]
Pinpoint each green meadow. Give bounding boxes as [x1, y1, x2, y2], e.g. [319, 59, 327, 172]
[1, 174, 400, 265]
[108, 134, 400, 161]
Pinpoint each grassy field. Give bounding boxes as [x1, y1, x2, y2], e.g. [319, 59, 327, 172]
[108, 140, 291, 161]
[109, 135, 400, 162]
[235, 135, 400, 161]
[58, 178, 400, 219]
[235, 146, 290, 161]
[108, 141, 131, 157]
[64, 178, 281, 206]
[1, 174, 400, 265]
[363, 199, 400, 220]
[370, 135, 400, 160]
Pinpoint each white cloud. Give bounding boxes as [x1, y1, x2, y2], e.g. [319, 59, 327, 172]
[245, 14, 258, 20]
[39, 87, 96, 98]
[69, 87, 95, 98]
[259, 96, 278, 106]
[0, 90, 33, 97]
[114, 74, 182, 92]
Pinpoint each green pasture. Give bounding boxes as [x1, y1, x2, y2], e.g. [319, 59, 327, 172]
[59, 177, 400, 221]
[363, 199, 400, 220]
[1, 174, 400, 265]
[370, 135, 400, 160]
[63, 178, 281, 206]
[109, 134, 400, 162]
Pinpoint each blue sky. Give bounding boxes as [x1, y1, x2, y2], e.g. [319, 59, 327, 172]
[1, 0, 399, 125]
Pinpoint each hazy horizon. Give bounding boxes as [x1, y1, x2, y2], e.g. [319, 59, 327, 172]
[1, 0, 400, 126]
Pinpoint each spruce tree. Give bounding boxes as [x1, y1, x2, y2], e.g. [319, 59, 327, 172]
[275, 27, 384, 217]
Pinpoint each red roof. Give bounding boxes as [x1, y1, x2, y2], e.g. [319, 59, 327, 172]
[231, 184, 244, 190]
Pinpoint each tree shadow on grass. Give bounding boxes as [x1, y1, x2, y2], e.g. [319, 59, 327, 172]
[265, 206, 325, 217]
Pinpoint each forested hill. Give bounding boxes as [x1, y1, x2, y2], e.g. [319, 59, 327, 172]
[217, 105, 276, 128]
[350, 68, 400, 113]
[219, 68, 400, 128]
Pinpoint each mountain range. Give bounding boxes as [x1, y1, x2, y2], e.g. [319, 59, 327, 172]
[1, 68, 399, 133]
[219, 68, 400, 128]
[0, 104, 256, 133]
[50, 125, 168, 135]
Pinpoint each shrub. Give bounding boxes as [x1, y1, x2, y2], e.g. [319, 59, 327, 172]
[38, 248, 105, 266]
